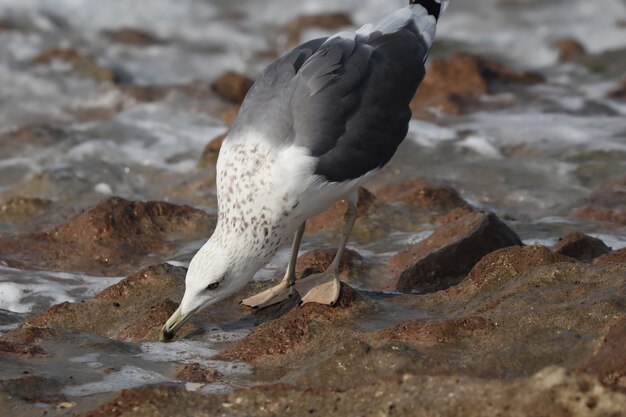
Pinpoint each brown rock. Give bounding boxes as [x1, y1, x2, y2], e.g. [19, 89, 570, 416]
[375, 177, 470, 211]
[305, 187, 376, 233]
[389, 211, 522, 293]
[283, 13, 352, 45]
[0, 341, 46, 357]
[0, 197, 216, 276]
[595, 248, 626, 265]
[572, 205, 626, 225]
[582, 317, 626, 392]
[609, 78, 626, 99]
[173, 363, 222, 383]
[1, 376, 66, 404]
[217, 284, 370, 364]
[552, 38, 586, 62]
[552, 232, 611, 262]
[198, 133, 227, 168]
[411, 52, 544, 116]
[21, 264, 197, 342]
[212, 71, 254, 104]
[32, 48, 118, 83]
[103, 27, 163, 46]
[572, 175, 626, 225]
[295, 247, 365, 281]
[376, 316, 492, 347]
[77, 368, 626, 417]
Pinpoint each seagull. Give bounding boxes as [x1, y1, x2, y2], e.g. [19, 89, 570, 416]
[161, 0, 448, 341]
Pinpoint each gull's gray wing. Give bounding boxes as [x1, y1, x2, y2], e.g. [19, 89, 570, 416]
[230, 4, 437, 182]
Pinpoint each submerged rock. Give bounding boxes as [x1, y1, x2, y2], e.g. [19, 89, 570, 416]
[572, 175, 626, 226]
[375, 177, 471, 212]
[102, 27, 163, 46]
[32, 48, 119, 83]
[411, 52, 544, 116]
[172, 362, 222, 383]
[389, 211, 522, 293]
[552, 38, 587, 62]
[198, 133, 228, 168]
[552, 232, 611, 262]
[212, 71, 254, 104]
[0, 197, 216, 276]
[283, 13, 352, 45]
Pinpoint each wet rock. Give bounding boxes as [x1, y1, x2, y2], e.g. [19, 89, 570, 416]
[595, 248, 626, 265]
[552, 232, 611, 262]
[283, 13, 352, 45]
[552, 38, 587, 62]
[295, 247, 366, 282]
[376, 316, 492, 347]
[305, 187, 376, 233]
[389, 211, 522, 293]
[0, 341, 46, 357]
[582, 317, 626, 392]
[0, 197, 216, 276]
[212, 71, 254, 104]
[103, 27, 163, 46]
[20, 264, 196, 342]
[77, 367, 626, 417]
[0, 197, 55, 233]
[32, 48, 118, 83]
[609, 78, 626, 99]
[198, 133, 227, 168]
[217, 284, 372, 364]
[572, 205, 626, 225]
[374, 177, 471, 211]
[1, 376, 66, 403]
[572, 175, 626, 226]
[172, 362, 222, 383]
[411, 52, 544, 116]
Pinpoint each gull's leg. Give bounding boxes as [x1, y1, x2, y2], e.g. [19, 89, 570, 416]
[295, 199, 358, 306]
[241, 222, 305, 308]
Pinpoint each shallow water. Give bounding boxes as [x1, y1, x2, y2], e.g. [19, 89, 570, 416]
[0, 0, 626, 406]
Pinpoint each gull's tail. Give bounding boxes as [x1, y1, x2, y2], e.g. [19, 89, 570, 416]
[409, 0, 449, 21]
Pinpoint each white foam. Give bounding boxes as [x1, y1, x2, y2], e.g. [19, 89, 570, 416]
[0, 265, 123, 314]
[62, 365, 169, 397]
[408, 119, 457, 148]
[138, 340, 252, 375]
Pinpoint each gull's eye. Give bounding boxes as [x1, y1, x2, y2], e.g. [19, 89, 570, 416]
[206, 282, 220, 291]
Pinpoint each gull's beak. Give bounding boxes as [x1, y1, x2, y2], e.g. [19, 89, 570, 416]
[159, 304, 198, 342]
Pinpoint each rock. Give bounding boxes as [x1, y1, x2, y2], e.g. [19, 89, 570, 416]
[411, 52, 544, 116]
[376, 316, 492, 347]
[32, 48, 118, 83]
[305, 187, 376, 233]
[172, 363, 222, 383]
[295, 247, 366, 282]
[552, 232, 611, 262]
[0, 376, 66, 404]
[594, 248, 626, 265]
[552, 38, 586, 62]
[0, 197, 216, 276]
[389, 211, 522, 293]
[283, 13, 352, 45]
[609, 78, 626, 99]
[212, 71, 254, 104]
[76, 367, 626, 417]
[0, 341, 46, 357]
[572, 205, 626, 225]
[374, 177, 471, 211]
[198, 133, 227, 168]
[582, 317, 626, 393]
[572, 175, 626, 226]
[20, 264, 196, 342]
[217, 284, 371, 364]
[102, 27, 163, 46]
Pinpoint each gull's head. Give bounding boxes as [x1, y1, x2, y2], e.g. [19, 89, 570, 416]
[160, 241, 244, 341]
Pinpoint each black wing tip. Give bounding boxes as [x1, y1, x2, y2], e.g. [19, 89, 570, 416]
[409, 0, 442, 20]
